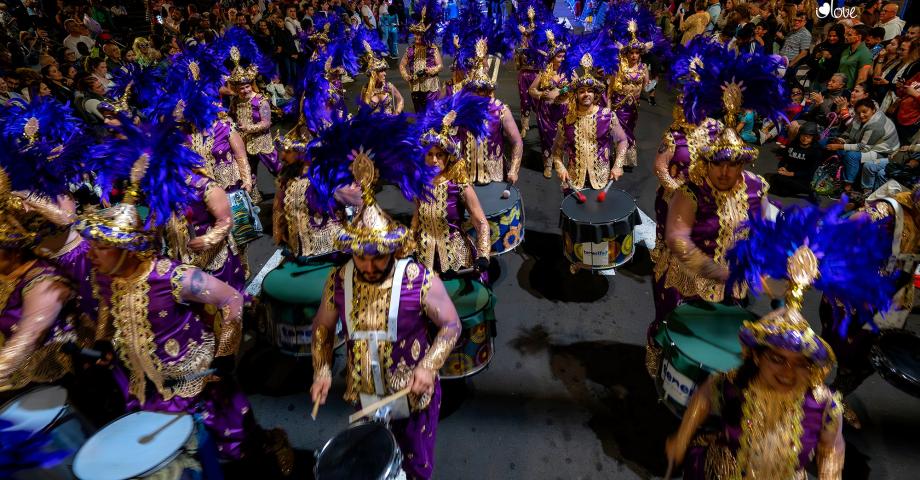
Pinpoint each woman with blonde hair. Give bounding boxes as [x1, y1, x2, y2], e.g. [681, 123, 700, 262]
[131, 37, 161, 67]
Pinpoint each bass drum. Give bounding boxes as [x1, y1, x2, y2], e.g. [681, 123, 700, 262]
[870, 329, 920, 399]
[73, 412, 201, 480]
[314, 422, 405, 480]
[559, 188, 640, 272]
[440, 278, 497, 380]
[0, 385, 93, 480]
[653, 302, 757, 416]
[260, 260, 345, 356]
[228, 190, 263, 246]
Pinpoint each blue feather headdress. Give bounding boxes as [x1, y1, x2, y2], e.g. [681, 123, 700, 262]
[416, 92, 494, 160]
[561, 30, 619, 77]
[409, 0, 443, 44]
[85, 114, 203, 229]
[166, 43, 224, 94]
[210, 27, 275, 83]
[728, 201, 898, 341]
[285, 59, 340, 136]
[307, 109, 437, 256]
[143, 79, 220, 132]
[0, 97, 89, 197]
[0, 419, 71, 477]
[671, 36, 786, 126]
[108, 63, 165, 113]
[531, 23, 572, 69]
[352, 26, 388, 72]
[602, 0, 670, 59]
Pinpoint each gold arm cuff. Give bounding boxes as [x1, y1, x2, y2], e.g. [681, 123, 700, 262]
[419, 326, 460, 372]
[195, 222, 232, 250]
[215, 322, 241, 357]
[476, 219, 491, 259]
[672, 237, 724, 280]
[656, 169, 681, 192]
[311, 325, 334, 380]
[818, 444, 845, 479]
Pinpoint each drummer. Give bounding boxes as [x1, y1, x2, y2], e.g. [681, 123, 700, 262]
[412, 93, 493, 276]
[461, 40, 524, 186]
[650, 42, 786, 349]
[72, 119, 294, 472]
[550, 54, 629, 191]
[0, 169, 76, 395]
[273, 128, 360, 262]
[307, 112, 461, 480]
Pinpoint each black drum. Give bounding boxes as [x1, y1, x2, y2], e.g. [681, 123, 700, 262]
[314, 422, 403, 479]
[870, 329, 920, 399]
[559, 188, 641, 272]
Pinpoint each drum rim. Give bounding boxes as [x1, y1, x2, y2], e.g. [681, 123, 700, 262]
[442, 278, 496, 321]
[314, 421, 401, 479]
[870, 330, 920, 384]
[472, 184, 522, 216]
[440, 337, 495, 380]
[0, 384, 70, 434]
[655, 312, 749, 376]
[261, 298, 347, 356]
[73, 411, 194, 480]
[559, 188, 638, 226]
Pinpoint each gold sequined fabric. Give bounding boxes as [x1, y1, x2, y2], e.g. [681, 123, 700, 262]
[563, 108, 609, 190]
[100, 261, 212, 404]
[410, 47, 440, 92]
[282, 177, 341, 258]
[415, 181, 475, 272]
[344, 271, 395, 403]
[165, 215, 229, 272]
[736, 381, 806, 479]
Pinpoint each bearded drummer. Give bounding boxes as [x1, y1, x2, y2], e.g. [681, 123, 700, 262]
[308, 114, 461, 479]
[550, 54, 629, 191]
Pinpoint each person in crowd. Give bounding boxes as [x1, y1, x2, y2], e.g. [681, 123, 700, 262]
[826, 97, 900, 193]
[779, 12, 812, 83]
[876, 2, 905, 42]
[705, 0, 720, 32]
[806, 23, 846, 86]
[679, 0, 710, 46]
[41, 63, 73, 103]
[839, 25, 874, 90]
[769, 121, 823, 201]
[890, 63, 920, 144]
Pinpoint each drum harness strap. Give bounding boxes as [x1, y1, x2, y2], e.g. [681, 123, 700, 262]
[879, 198, 920, 274]
[343, 258, 410, 397]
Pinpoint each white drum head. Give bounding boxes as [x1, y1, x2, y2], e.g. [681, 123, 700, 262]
[73, 411, 194, 480]
[0, 385, 68, 433]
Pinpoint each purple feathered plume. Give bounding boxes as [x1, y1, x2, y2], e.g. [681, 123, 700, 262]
[88, 114, 203, 227]
[307, 109, 436, 214]
[0, 97, 89, 197]
[727, 201, 898, 336]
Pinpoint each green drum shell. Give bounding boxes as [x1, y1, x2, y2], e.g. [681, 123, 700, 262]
[260, 261, 343, 356]
[654, 302, 756, 416]
[439, 279, 497, 380]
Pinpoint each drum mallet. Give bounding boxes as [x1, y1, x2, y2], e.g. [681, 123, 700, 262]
[311, 399, 321, 421]
[501, 182, 512, 200]
[565, 179, 587, 203]
[348, 387, 412, 424]
[597, 180, 614, 202]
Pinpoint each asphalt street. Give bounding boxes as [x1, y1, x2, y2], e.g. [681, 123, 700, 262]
[235, 46, 920, 479]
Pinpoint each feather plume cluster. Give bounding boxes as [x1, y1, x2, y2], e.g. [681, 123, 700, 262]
[88, 114, 203, 227]
[727, 201, 898, 335]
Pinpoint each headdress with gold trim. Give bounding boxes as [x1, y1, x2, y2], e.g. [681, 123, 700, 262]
[308, 23, 332, 45]
[728, 202, 899, 378]
[211, 27, 274, 84]
[362, 40, 389, 75]
[416, 92, 494, 170]
[567, 53, 605, 92]
[465, 38, 495, 91]
[76, 115, 204, 252]
[602, 0, 670, 58]
[409, 0, 442, 40]
[307, 110, 437, 256]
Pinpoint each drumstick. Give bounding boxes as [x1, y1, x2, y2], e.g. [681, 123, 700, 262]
[311, 399, 321, 420]
[597, 180, 614, 203]
[501, 181, 512, 199]
[567, 180, 587, 203]
[138, 414, 185, 445]
[348, 387, 412, 424]
[663, 460, 674, 480]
